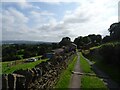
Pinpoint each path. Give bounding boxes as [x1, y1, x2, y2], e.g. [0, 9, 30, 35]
[69, 52, 81, 89]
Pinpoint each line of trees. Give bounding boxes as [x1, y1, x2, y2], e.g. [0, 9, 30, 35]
[74, 22, 120, 49]
[79, 22, 120, 67]
[2, 43, 59, 62]
[74, 34, 102, 49]
[102, 22, 120, 43]
[2, 21, 120, 62]
[58, 21, 120, 67]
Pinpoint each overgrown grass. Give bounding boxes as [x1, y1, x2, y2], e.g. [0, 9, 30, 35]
[55, 55, 77, 88]
[80, 52, 107, 89]
[2, 59, 48, 74]
[90, 41, 120, 50]
[90, 45, 101, 50]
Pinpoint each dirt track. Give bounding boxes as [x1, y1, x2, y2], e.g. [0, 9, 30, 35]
[69, 53, 82, 89]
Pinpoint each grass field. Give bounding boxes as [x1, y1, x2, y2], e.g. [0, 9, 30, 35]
[1, 55, 42, 74]
[2, 58, 48, 74]
[80, 52, 108, 89]
[55, 55, 77, 88]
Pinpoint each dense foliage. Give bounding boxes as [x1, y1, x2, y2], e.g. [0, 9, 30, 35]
[99, 42, 120, 66]
[59, 37, 71, 46]
[103, 22, 120, 43]
[2, 21, 120, 63]
[82, 42, 120, 84]
[74, 21, 120, 49]
[74, 34, 102, 49]
[2, 43, 59, 62]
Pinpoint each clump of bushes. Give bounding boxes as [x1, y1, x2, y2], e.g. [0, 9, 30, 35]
[99, 42, 120, 66]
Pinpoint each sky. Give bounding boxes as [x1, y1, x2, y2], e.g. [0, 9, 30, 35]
[1, 0, 119, 42]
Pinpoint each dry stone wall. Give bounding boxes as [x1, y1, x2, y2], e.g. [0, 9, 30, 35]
[2, 52, 76, 89]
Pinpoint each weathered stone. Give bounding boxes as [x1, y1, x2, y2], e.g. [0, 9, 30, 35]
[36, 68, 42, 76]
[14, 69, 33, 88]
[2, 74, 8, 89]
[8, 74, 16, 89]
[15, 74, 26, 89]
[1, 51, 74, 89]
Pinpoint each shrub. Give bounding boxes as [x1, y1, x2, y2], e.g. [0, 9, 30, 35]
[99, 42, 120, 66]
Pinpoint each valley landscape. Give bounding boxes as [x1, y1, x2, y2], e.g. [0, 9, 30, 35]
[1, 0, 120, 89]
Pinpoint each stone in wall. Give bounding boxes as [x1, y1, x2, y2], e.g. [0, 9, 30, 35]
[15, 74, 26, 89]
[8, 74, 16, 89]
[14, 69, 34, 88]
[2, 74, 8, 89]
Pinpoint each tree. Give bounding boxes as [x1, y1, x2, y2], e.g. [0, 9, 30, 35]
[52, 43, 59, 49]
[108, 22, 120, 41]
[88, 34, 102, 46]
[102, 36, 111, 43]
[59, 37, 71, 46]
[74, 36, 83, 48]
[96, 34, 102, 44]
[82, 36, 91, 44]
[88, 34, 96, 43]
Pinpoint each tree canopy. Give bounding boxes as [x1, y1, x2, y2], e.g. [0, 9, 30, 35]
[108, 22, 120, 41]
[74, 34, 102, 49]
[59, 37, 71, 46]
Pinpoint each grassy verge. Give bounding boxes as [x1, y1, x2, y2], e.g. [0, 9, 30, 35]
[80, 52, 93, 73]
[81, 76, 107, 89]
[55, 55, 77, 88]
[83, 47, 120, 84]
[80, 52, 107, 89]
[2, 59, 48, 74]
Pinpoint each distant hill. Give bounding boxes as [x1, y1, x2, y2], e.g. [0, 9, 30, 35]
[2, 40, 58, 45]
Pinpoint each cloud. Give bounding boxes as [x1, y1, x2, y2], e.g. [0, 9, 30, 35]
[28, 10, 55, 28]
[30, 10, 55, 17]
[16, 2, 41, 10]
[63, 12, 90, 24]
[2, 0, 119, 42]
[2, 7, 30, 40]
[60, 0, 118, 38]
[1, 0, 84, 2]
[2, 4, 70, 41]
